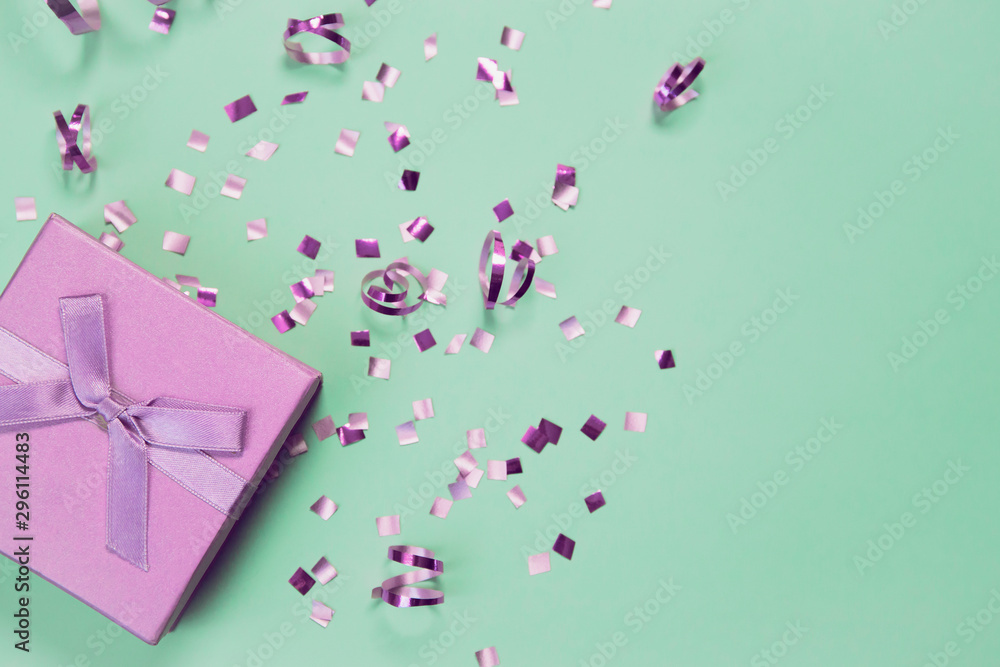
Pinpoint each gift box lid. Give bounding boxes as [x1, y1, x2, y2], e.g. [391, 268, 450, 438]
[0, 214, 321, 644]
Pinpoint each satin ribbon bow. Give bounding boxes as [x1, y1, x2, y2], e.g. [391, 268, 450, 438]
[0, 295, 248, 571]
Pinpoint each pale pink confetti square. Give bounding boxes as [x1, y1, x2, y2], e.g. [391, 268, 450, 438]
[362, 81, 385, 102]
[455, 451, 478, 477]
[98, 233, 124, 252]
[467, 428, 486, 449]
[413, 398, 435, 421]
[311, 557, 338, 585]
[448, 478, 472, 501]
[162, 231, 190, 254]
[430, 497, 452, 519]
[528, 552, 550, 575]
[559, 316, 585, 341]
[470, 328, 494, 353]
[187, 130, 209, 152]
[14, 197, 36, 222]
[624, 412, 647, 432]
[165, 169, 196, 195]
[397, 421, 418, 445]
[507, 485, 526, 509]
[310, 601, 334, 628]
[487, 460, 507, 481]
[247, 218, 267, 241]
[221, 174, 247, 199]
[424, 33, 437, 61]
[368, 357, 391, 379]
[285, 433, 308, 457]
[247, 140, 279, 161]
[377, 63, 401, 87]
[290, 299, 317, 325]
[104, 200, 135, 232]
[615, 306, 642, 328]
[335, 129, 360, 157]
[501, 26, 525, 50]
[376, 515, 400, 536]
[593, 0, 612, 7]
[310, 495, 338, 520]
[312, 416, 336, 441]
[465, 468, 484, 488]
[476, 647, 500, 667]
[445, 333, 467, 354]
[537, 235, 558, 256]
[348, 412, 369, 430]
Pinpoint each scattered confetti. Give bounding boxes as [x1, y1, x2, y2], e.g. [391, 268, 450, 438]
[559, 316, 585, 341]
[445, 334, 467, 354]
[467, 428, 486, 449]
[289, 568, 316, 595]
[594, 0, 612, 7]
[285, 433, 308, 456]
[298, 235, 321, 259]
[224, 95, 257, 123]
[624, 412, 647, 433]
[655, 350, 676, 369]
[654, 57, 705, 113]
[165, 168, 195, 196]
[429, 497, 453, 519]
[15, 198, 36, 222]
[362, 81, 385, 102]
[149, 6, 175, 34]
[284, 13, 351, 64]
[522, 426, 548, 454]
[539, 419, 562, 445]
[272, 310, 295, 333]
[615, 306, 642, 328]
[424, 33, 438, 61]
[162, 231, 190, 255]
[103, 200, 136, 233]
[449, 478, 472, 501]
[537, 235, 558, 257]
[487, 461, 506, 481]
[507, 458, 523, 475]
[552, 164, 578, 210]
[493, 199, 514, 222]
[247, 218, 268, 241]
[535, 278, 556, 299]
[376, 515, 401, 537]
[406, 217, 433, 242]
[310, 496, 338, 520]
[197, 287, 217, 308]
[368, 357, 391, 380]
[186, 130, 209, 152]
[507, 485, 526, 508]
[455, 451, 478, 479]
[312, 416, 337, 441]
[371, 545, 444, 607]
[247, 140, 279, 161]
[348, 413, 369, 429]
[553, 534, 575, 560]
[290, 300, 318, 325]
[396, 421, 419, 446]
[581, 415, 607, 441]
[528, 553, 550, 576]
[335, 129, 360, 156]
[470, 328, 495, 353]
[355, 239, 381, 258]
[98, 233, 123, 252]
[316, 269, 335, 292]
[282, 91, 308, 105]
[398, 169, 420, 190]
[221, 174, 247, 199]
[377, 63, 401, 87]
[413, 398, 435, 421]
[501, 26, 525, 50]
[351, 330, 371, 346]
[338, 426, 365, 446]
[311, 557, 338, 585]
[585, 491, 606, 513]
[476, 647, 500, 667]
[54, 104, 95, 172]
[310, 600, 334, 628]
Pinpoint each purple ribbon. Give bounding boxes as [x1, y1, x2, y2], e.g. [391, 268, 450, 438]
[0, 295, 248, 571]
[653, 57, 705, 113]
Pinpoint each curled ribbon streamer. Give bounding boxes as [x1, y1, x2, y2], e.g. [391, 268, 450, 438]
[361, 261, 429, 316]
[653, 57, 705, 113]
[479, 230, 535, 310]
[284, 14, 351, 65]
[47, 0, 101, 34]
[0, 294, 249, 571]
[54, 105, 96, 173]
[371, 545, 444, 607]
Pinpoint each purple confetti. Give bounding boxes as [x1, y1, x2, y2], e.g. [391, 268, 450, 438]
[298, 235, 321, 259]
[224, 95, 257, 123]
[581, 415, 607, 441]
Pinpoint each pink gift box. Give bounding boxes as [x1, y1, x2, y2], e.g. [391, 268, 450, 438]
[0, 215, 321, 644]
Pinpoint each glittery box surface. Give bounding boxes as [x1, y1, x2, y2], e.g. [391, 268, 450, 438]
[0, 215, 321, 644]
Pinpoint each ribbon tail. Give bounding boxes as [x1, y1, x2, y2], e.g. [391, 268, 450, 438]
[106, 421, 149, 571]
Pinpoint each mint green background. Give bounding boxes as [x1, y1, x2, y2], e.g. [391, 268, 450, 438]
[2, 0, 1000, 665]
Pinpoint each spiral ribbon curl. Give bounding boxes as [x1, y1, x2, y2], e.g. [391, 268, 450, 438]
[371, 545, 444, 607]
[283, 14, 351, 65]
[653, 57, 705, 113]
[54, 104, 96, 173]
[479, 230, 535, 310]
[47, 0, 101, 35]
[361, 261, 431, 316]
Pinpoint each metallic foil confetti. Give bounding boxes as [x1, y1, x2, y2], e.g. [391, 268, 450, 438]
[54, 105, 96, 173]
[48, 0, 101, 34]
[487, 460, 507, 481]
[298, 235, 321, 259]
[224, 95, 257, 122]
[282, 91, 308, 104]
[312, 416, 337, 441]
[316, 269, 335, 292]
[162, 231, 190, 255]
[581, 415, 607, 441]
[377, 63, 401, 87]
[507, 485, 526, 508]
[522, 426, 548, 454]
[534, 278, 556, 299]
[149, 6, 175, 34]
[221, 174, 247, 199]
[624, 412, 647, 432]
[594, 0, 612, 7]
[470, 328, 494, 353]
[272, 310, 295, 333]
[290, 300, 317, 325]
[510, 240, 534, 261]
[336, 129, 360, 156]
[424, 33, 438, 61]
[291, 279, 316, 302]
[197, 287, 217, 308]
[413, 398, 435, 420]
[15, 198, 36, 222]
[559, 316, 585, 341]
[349, 412, 369, 430]
[553, 534, 575, 560]
[247, 140, 279, 161]
[384, 122, 410, 152]
[406, 217, 433, 242]
[104, 200, 135, 232]
[371, 545, 444, 607]
[376, 515, 401, 537]
[465, 468, 484, 488]
[585, 491, 605, 513]
[448, 478, 472, 501]
[528, 553, 550, 576]
[338, 426, 365, 445]
[362, 81, 385, 102]
[537, 235, 558, 257]
[285, 433, 308, 456]
[351, 330, 370, 346]
[310, 600, 334, 628]
[368, 357, 391, 380]
[654, 57, 705, 113]
[186, 130, 209, 152]
[479, 230, 535, 309]
[98, 233, 123, 252]
[312, 557, 338, 585]
[467, 428, 486, 449]
[507, 458, 523, 475]
[445, 334, 467, 354]
[552, 164, 579, 210]
[165, 168, 195, 196]
[476, 647, 500, 667]
[247, 218, 268, 241]
[289, 568, 316, 595]
[361, 261, 431, 316]
[430, 497, 452, 519]
[477, 57, 499, 82]
[539, 419, 562, 445]
[410, 330, 436, 354]
[396, 421, 419, 446]
[455, 451, 478, 478]
[493, 199, 514, 223]
[615, 306, 642, 328]
[398, 170, 420, 190]
[355, 239, 381, 258]
[501, 26, 525, 50]
[424, 269, 449, 305]
[655, 349, 675, 369]
[310, 495, 338, 520]
[284, 13, 351, 64]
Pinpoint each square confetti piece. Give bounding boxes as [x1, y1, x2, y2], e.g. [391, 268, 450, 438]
[368, 357, 391, 380]
[311, 557, 338, 585]
[553, 534, 575, 560]
[351, 330, 371, 346]
[430, 496, 453, 519]
[493, 199, 514, 222]
[14, 197, 36, 222]
[615, 306, 642, 328]
[310, 495, 338, 520]
[624, 412, 647, 432]
[528, 552, 550, 576]
[559, 316, 585, 341]
[507, 485, 526, 508]
[413, 398, 435, 420]
[311, 416, 336, 441]
[376, 515, 400, 536]
[414, 329, 436, 352]
[585, 491, 606, 513]
[655, 350, 676, 369]
[397, 421, 419, 445]
[289, 568, 315, 595]
[581, 415, 607, 441]
[471, 328, 495, 353]
[298, 235, 321, 259]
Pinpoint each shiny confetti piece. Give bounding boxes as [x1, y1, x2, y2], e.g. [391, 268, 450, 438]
[377, 63, 401, 87]
[282, 91, 308, 105]
[522, 426, 548, 454]
[368, 357, 391, 380]
[476, 647, 500, 667]
[247, 140, 279, 161]
[221, 174, 247, 199]
[285, 433, 308, 456]
[98, 233, 123, 252]
[312, 415, 337, 441]
[445, 334, 467, 354]
[396, 421, 419, 446]
[197, 287, 218, 308]
[581, 415, 607, 441]
[493, 199, 514, 223]
[272, 310, 295, 333]
[362, 81, 385, 102]
[537, 235, 558, 257]
[351, 330, 370, 346]
[376, 515, 400, 537]
[585, 490, 606, 513]
[290, 300, 317, 325]
[655, 349, 676, 369]
[654, 57, 705, 113]
[291, 278, 317, 302]
[371, 545, 444, 607]
[312, 557, 339, 585]
[501, 26, 525, 50]
[355, 239, 380, 258]
[465, 468, 485, 488]
[335, 129, 360, 156]
[165, 168, 195, 195]
[149, 6, 175, 34]
[559, 316, 585, 341]
[348, 412, 369, 430]
[247, 218, 268, 241]
[624, 412, 647, 433]
[224, 95, 257, 122]
[539, 419, 562, 445]
[48, 0, 101, 34]
[594, 0, 612, 7]
[424, 269, 449, 305]
[510, 240, 534, 261]
[430, 497, 452, 519]
[103, 200, 135, 232]
[553, 534, 575, 560]
[398, 170, 420, 191]
[615, 306, 642, 328]
[413, 398, 435, 420]
[310, 495, 338, 520]
[337, 426, 365, 445]
[467, 428, 486, 449]
[507, 485, 526, 508]
[477, 57, 499, 82]
[289, 568, 316, 595]
[479, 230, 535, 309]
[406, 217, 433, 242]
[449, 478, 472, 501]
[455, 451, 478, 478]
[507, 458, 523, 475]
[424, 33, 438, 61]
[528, 552, 550, 575]
[186, 130, 209, 152]
[298, 235, 321, 259]
[316, 269, 335, 292]
[361, 261, 430, 316]
[15, 198, 36, 222]
[487, 460, 507, 481]
[162, 231, 190, 255]
[552, 164, 578, 211]
[310, 600, 334, 628]
[284, 13, 351, 64]
[534, 278, 556, 299]
[54, 104, 96, 173]
[470, 328, 494, 353]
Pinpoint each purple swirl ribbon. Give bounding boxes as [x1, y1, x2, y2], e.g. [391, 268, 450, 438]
[284, 14, 351, 65]
[653, 57, 705, 113]
[371, 545, 444, 607]
[479, 230, 535, 309]
[360, 261, 429, 316]
[47, 0, 101, 35]
[0, 295, 249, 571]
[54, 105, 96, 173]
